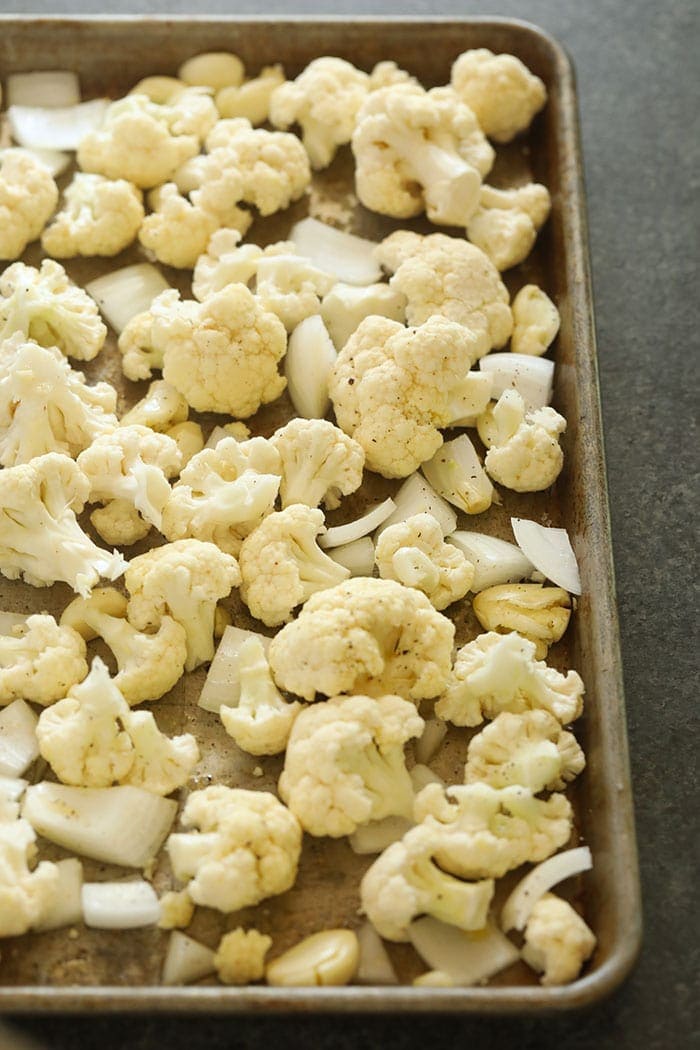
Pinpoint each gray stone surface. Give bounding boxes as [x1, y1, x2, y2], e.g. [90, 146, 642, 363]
[2, 1, 698, 1047]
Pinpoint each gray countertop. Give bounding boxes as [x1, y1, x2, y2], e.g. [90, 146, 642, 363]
[2, 1, 698, 1048]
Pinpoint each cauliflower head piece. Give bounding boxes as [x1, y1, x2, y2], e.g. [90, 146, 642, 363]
[270, 418, 365, 510]
[268, 576, 455, 703]
[0, 613, 87, 707]
[0, 148, 58, 261]
[254, 252, 335, 332]
[510, 284, 560, 357]
[0, 819, 61, 937]
[41, 173, 144, 259]
[484, 390, 566, 492]
[464, 710, 585, 793]
[119, 379, 189, 432]
[522, 893, 596, 985]
[219, 636, 301, 756]
[375, 512, 474, 610]
[466, 183, 551, 271]
[450, 48, 547, 143]
[215, 927, 272, 985]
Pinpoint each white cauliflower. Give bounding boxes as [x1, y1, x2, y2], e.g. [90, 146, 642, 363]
[0, 148, 58, 261]
[89, 500, 151, 547]
[120, 380, 189, 432]
[158, 889, 194, 930]
[464, 710, 585, 792]
[219, 636, 301, 756]
[510, 285, 560, 356]
[466, 183, 551, 271]
[123, 708, 200, 796]
[352, 84, 493, 225]
[61, 588, 188, 706]
[215, 64, 285, 125]
[191, 230, 289, 301]
[0, 453, 126, 597]
[484, 390, 566, 492]
[279, 693, 423, 837]
[0, 337, 117, 467]
[522, 893, 596, 985]
[270, 418, 365, 510]
[268, 577, 454, 702]
[0, 819, 60, 937]
[215, 927, 272, 985]
[321, 281, 407, 349]
[162, 437, 281, 556]
[166, 785, 302, 912]
[374, 513, 474, 610]
[374, 230, 512, 355]
[329, 314, 484, 478]
[239, 505, 350, 627]
[472, 584, 573, 660]
[269, 57, 370, 169]
[41, 173, 144, 258]
[369, 60, 417, 90]
[0, 260, 107, 362]
[255, 252, 335, 332]
[124, 539, 241, 671]
[360, 822, 494, 941]
[0, 613, 87, 707]
[450, 49, 547, 143]
[435, 631, 584, 727]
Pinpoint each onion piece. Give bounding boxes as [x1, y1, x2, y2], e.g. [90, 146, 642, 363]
[448, 372, 494, 427]
[290, 217, 382, 285]
[82, 879, 160, 929]
[0, 700, 39, 778]
[447, 531, 535, 591]
[409, 764, 444, 794]
[348, 816, 413, 855]
[162, 931, 216, 986]
[415, 719, 447, 766]
[86, 263, 171, 335]
[479, 353, 554, 412]
[319, 499, 396, 549]
[198, 626, 271, 713]
[327, 537, 375, 577]
[511, 518, 582, 595]
[501, 847, 593, 932]
[8, 98, 109, 151]
[421, 435, 494, 515]
[21, 782, 177, 868]
[408, 917, 519, 986]
[0, 611, 26, 635]
[284, 314, 337, 419]
[6, 71, 80, 109]
[375, 475, 457, 540]
[34, 858, 83, 932]
[356, 922, 399, 985]
[0, 775, 28, 822]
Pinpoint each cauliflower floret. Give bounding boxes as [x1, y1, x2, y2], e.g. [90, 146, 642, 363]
[268, 577, 454, 703]
[510, 285, 560, 356]
[255, 253, 335, 332]
[413, 781, 573, 879]
[123, 707, 200, 796]
[0, 613, 87, 707]
[522, 893, 596, 985]
[0, 337, 117, 467]
[329, 314, 484, 478]
[369, 60, 417, 90]
[0, 260, 107, 362]
[216, 64, 285, 124]
[120, 380, 189, 431]
[239, 505, 350, 627]
[61, 588, 188, 706]
[41, 173, 144, 258]
[279, 693, 423, 837]
[77, 91, 217, 189]
[472, 584, 573, 660]
[466, 183, 551, 271]
[360, 823, 494, 941]
[219, 636, 301, 756]
[124, 539, 241, 671]
[435, 631, 584, 728]
[464, 710, 585, 792]
[138, 184, 223, 271]
[0, 148, 58, 261]
[352, 84, 493, 225]
[191, 230, 292, 302]
[0, 819, 60, 937]
[162, 437, 281, 556]
[89, 500, 151, 547]
[270, 418, 365, 510]
[215, 927, 272, 985]
[166, 786, 302, 912]
[321, 281, 407, 350]
[450, 49, 547, 143]
[269, 57, 370, 169]
[158, 888, 195, 930]
[0, 453, 126, 597]
[484, 390, 566, 492]
[375, 231, 512, 354]
[375, 513, 474, 611]
[117, 302, 168, 381]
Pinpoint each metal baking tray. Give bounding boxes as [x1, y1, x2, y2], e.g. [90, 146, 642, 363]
[0, 15, 641, 1013]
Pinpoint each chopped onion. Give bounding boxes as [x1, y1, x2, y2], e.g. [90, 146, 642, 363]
[408, 918, 519, 986]
[34, 858, 83, 932]
[0, 775, 28, 822]
[501, 847, 593, 932]
[290, 217, 382, 285]
[448, 371, 494, 427]
[162, 931, 216, 986]
[511, 518, 582, 595]
[447, 531, 535, 591]
[0, 611, 26, 634]
[377, 476, 457, 541]
[8, 98, 109, 151]
[479, 353, 554, 412]
[6, 71, 81, 109]
[0, 700, 39, 778]
[22, 782, 177, 868]
[421, 435, 494, 515]
[348, 816, 413, 855]
[284, 314, 337, 419]
[415, 719, 448, 766]
[86, 263, 171, 335]
[82, 879, 160, 929]
[198, 626, 271, 713]
[356, 922, 398, 985]
[409, 764, 444, 793]
[318, 498, 396, 549]
[327, 537, 375, 577]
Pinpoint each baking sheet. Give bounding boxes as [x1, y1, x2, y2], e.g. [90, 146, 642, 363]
[0, 16, 641, 1012]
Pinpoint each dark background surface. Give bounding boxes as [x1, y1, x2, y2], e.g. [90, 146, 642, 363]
[1, 1, 698, 1048]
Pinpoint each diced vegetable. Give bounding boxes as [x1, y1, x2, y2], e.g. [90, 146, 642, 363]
[421, 435, 494, 515]
[162, 931, 216, 986]
[447, 531, 536, 591]
[318, 498, 396, 549]
[86, 263, 171, 335]
[8, 98, 109, 150]
[348, 815, 413, 855]
[34, 858, 84, 932]
[198, 626, 271, 713]
[82, 879, 161, 929]
[479, 353, 554, 412]
[0, 699, 39, 777]
[5, 71, 81, 109]
[290, 217, 382, 285]
[375, 474, 457, 539]
[511, 518, 582, 595]
[284, 315, 337, 419]
[501, 846, 593, 932]
[415, 719, 448, 766]
[356, 922, 399, 985]
[408, 917, 520, 986]
[326, 537, 375, 577]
